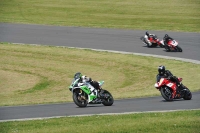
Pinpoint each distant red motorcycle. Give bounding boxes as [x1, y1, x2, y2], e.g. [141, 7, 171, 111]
[140, 34, 165, 48]
[160, 39, 183, 52]
[154, 77, 192, 101]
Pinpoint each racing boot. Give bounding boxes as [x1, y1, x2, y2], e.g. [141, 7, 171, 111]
[93, 98, 102, 103]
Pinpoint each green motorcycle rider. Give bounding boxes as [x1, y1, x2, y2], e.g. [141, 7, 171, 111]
[69, 72, 104, 102]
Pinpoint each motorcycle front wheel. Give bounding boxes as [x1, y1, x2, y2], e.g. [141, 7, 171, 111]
[73, 91, 88, 107]
[176, 46, 183, 52]
[160, 87, 173, 101]
[151, 43, 158, 47]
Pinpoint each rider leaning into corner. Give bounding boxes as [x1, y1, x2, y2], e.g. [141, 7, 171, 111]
[69, 72, 104, 98]
[144, 31, 156, 47]
[156, 65, 182, 98]
[163, 34, 174, 51]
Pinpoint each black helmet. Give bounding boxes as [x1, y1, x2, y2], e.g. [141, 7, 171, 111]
[164, 34, 168, 38]
[158, 65, 165, 75]
[74, 72, 82, 79]
[146, 31, 149, 36]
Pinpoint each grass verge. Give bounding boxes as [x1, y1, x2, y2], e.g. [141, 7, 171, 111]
[0, 110, 200, 133]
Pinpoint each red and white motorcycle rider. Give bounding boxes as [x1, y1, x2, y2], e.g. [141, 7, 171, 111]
[156, 65, 181, 99]
[144, 31, 157, 47]
[163, 34, 174, 51]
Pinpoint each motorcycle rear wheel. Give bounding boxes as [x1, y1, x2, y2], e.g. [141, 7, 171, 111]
[183, 88, 192, 100]
[101, 90, 114, 106]
[73, 91, 88, 107]
[160, 87, 173, 101]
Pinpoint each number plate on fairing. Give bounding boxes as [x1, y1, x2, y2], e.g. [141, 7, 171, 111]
[167, 83, 173, 87]
[171, 40, 178, 46]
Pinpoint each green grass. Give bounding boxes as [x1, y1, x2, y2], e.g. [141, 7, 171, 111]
[0, 43, 200, 106]
[0, 0, 200, 32]
[1, 110, 200, 133]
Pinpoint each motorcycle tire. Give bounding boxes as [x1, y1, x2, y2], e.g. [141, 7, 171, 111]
[159, 44, 165, 48]
[176, 46, 183, 52]
[73, 91, 88, 107]
[183, 88, 192, 100]
[151, 43, 158, 47]
[101, 90, 114, 106]
[160, 87, 173, 101]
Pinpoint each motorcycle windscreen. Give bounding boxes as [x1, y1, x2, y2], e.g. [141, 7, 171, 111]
[98, 81, 104, 86]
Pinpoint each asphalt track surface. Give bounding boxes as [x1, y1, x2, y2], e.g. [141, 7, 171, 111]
[0, 23, 200, 122]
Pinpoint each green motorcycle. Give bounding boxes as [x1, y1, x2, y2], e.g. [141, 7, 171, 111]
[69, 77, 114, 107]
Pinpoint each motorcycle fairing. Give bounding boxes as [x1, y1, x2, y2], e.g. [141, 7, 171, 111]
[168, 40, 178, 46]
[158, 78, 176, 91]
[166, 82, 176, 91]
[79, 83, 99, 102]
[99, 81, 104, 86]
[80, 85, 91, 95]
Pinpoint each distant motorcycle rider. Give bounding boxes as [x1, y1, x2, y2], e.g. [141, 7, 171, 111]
[156, 65, 181, 98]
[144, 31, 156, 47]
[163, 34, 174, 51]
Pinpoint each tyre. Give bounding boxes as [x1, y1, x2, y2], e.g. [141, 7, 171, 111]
[160, 87, 173, 101]
[152, 43, 158, 47]
[101, 90, 114, 106]
[73, 91, 88, 107]
[183, 88, 192, 100]
[159, 44, 165, 48]
[176, 46, 182, 52]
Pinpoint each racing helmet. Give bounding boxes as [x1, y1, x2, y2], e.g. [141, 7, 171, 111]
[74, 72, 82, 79]
[81, 75, 92, 82]
[164, 34, 168, 38]
[146, 31, 149, 36]
[158, 65, 165, 75]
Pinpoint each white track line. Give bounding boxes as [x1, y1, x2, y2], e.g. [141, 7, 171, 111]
[13, 43, 200, 64]
[1, 109, 199, 122]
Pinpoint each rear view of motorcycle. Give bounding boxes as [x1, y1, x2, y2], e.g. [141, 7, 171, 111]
[155, 77, 192, 101]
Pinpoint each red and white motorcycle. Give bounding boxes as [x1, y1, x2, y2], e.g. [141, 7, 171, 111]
[154, 77, 192, 101]
[140, 34, 165, 48]
[160, 39, 183, 52]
